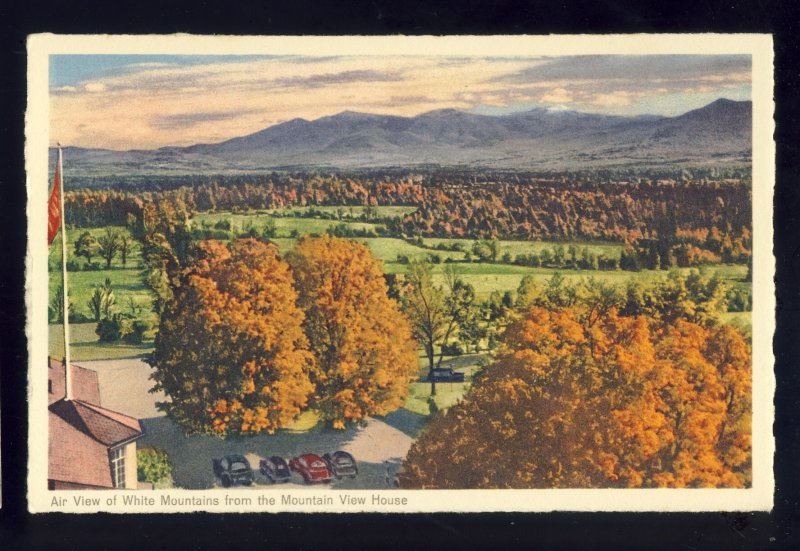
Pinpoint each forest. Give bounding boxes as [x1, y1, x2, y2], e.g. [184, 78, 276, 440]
[63, 169, 751, 268]
[49, 167, 753, 489]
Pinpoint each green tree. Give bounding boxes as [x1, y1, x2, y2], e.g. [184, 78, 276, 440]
[471, 240, 493, 262]
[118, 232, 133, 266]
[74, 231, 99, 265]
[261, 218, 277, 239]
[137, 448, 173, 488]
[49, 282, 73, 323]
[402, 260, 449, 395]
[97, 228, 121, 268]
[87, 287, 104, 322]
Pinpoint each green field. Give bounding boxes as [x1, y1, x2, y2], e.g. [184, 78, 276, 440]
[424, 237, 623, 259]
[49, 322, 153, 361]
[192, 212, 384, 237]
[261, 205, 416, 218]
[48, 210, 751, 362]
[48, 226, 155, 324]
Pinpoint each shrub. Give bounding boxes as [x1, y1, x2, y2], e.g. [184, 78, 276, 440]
[213, 219, 232, 231]
[123, 319, 151, 344]
[137, 448, 174, 488]
[96, 317, 123, 342]
[66, 258, 81, 271]
[440, 342, 464, 356]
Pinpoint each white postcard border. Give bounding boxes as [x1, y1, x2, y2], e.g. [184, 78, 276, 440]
[26, 33, 775, 513]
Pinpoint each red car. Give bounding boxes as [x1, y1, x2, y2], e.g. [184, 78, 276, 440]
[289, 453, 332, 484]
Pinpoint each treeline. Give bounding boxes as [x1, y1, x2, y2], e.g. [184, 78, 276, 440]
[64, 175, 424, 227]
[389, 179, 750, 259]
[63, 173, 751, 265]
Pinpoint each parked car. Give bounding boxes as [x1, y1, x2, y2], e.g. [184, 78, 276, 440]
[212, 454, 254, 487]
[289, 453, 332, 484]
[322, 451, 358, 479]
[259, 455, 292, 483]
[429, 368, 465, 382]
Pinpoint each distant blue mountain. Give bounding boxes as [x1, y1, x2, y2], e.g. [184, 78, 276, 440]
[55, 98, 752, 176]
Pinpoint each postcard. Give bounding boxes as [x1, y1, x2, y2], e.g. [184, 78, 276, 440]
[26, 34, 774, 513]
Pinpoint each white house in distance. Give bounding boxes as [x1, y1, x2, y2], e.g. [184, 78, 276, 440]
[48, 357, 143, 490]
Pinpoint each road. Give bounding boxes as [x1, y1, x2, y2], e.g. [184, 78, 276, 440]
[76, 358, 426, 490]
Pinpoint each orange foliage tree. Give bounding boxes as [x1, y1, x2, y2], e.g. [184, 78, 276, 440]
[400, 306, 751, 488]
[150, 238, 315, 435]
[287, 235, 418, 428]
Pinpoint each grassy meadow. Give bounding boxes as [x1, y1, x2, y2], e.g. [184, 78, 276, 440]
[49, 208, 751, 417]
[48, 226, 154, 322]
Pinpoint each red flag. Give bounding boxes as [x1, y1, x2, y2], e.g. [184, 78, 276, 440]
[47, 158, 61, 245]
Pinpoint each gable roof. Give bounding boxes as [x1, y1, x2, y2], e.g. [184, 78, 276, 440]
[49, 407, 115, 488]
[49, 399, 142, 447]
[48, 357, 144, 488]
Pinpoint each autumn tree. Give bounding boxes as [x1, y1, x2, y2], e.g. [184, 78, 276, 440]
[150, 238, 315, 435]
[287, 235, 418, 428]
[400, 307, 751, 489]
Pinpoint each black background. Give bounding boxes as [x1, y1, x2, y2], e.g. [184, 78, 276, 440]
[1, 1, 798, 549]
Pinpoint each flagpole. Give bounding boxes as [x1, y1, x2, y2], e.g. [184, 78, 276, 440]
[57, 145, 72, 401]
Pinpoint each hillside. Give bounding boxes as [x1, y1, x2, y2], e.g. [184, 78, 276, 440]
[56, 98, 752, 176]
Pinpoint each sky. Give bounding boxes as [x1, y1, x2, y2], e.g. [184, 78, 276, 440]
[50, 54, 751, 150]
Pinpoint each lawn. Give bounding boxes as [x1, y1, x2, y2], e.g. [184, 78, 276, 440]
[49, 322, 153, 361]
[48, 226, 155, 324]
[192, 212, 382, 238]
[424, 237, 623, 259]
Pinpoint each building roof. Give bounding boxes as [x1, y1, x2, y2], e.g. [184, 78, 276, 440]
[48, 405, 116, 488]
[48, 357, 101, 406]
[48, 358, 143, 487]
[49, 399, 142, 447]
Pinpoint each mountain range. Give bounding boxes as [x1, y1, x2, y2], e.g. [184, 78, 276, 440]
[57, 98, 752, 176]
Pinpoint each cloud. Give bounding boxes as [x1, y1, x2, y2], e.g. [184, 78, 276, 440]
[498, 55, 751, 85]
[150, 109, 261, 130]
[538, 87, 573, 104]
[591, 91, 633, 107]
[84, 82, 107, 92]
[270, 69, 401, 89]
[49, 55, 751, 150]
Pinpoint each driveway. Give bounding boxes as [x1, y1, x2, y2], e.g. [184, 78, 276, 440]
[139, 412, 424, 489]
[76, 358, 427, 490]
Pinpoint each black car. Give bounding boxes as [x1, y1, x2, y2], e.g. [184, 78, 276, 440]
[322, 451, 358, 479]
[429, 368, 465, 382]
[212, 454, 254, 487]
[259, 455, 292, 483]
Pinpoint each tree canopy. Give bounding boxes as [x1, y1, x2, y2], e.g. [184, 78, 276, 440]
[288, 235, 418, 428]
[150, 238, 315, 435]
[400, 305, 751, 489]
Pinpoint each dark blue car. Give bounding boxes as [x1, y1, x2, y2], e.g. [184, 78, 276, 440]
[212, 454, 254, 487]
[428, 368, 465, 382]
[322, 451, 358, 479]
[260, 455, 292, 483]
